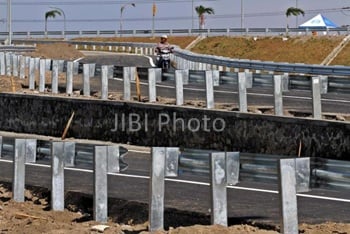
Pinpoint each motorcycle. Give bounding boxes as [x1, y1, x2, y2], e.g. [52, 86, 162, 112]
[156, 47, 174, 70]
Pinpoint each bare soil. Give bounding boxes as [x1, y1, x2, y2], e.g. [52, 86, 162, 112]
[0, 38, 350, 233]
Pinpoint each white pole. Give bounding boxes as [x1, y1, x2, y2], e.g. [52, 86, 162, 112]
[7, 0, 12, 45]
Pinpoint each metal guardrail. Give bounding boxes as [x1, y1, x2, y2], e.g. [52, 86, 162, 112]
[10, 38, 350, 78]
[0, 136, 129, 171]
[1, 27, 350, 38]
[179, 148, 350, 190]
[0, 45, 35, 52]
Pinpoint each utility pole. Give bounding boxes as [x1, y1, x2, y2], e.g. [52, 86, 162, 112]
[7, 0, 12, 45]
[240, 0, 244, 29]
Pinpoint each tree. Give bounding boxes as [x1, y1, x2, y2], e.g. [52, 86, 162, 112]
[286, 7, 305, 28]
[45, 10, 62, 37]
[195, 5, 215, 29]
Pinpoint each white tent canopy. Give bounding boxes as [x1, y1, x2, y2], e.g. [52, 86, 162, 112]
[299, 13, 338, 29]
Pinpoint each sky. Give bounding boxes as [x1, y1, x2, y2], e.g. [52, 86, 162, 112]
[0, 0, 350, 32]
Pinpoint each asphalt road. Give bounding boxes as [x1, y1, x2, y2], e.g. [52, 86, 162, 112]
[0, 147, 350, 226]
[77, 52, 350, 115]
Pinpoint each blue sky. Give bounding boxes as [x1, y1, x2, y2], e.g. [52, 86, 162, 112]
[0, 0, 350, 32]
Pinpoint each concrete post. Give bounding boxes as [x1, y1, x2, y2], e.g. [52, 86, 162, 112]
[312, 76, 322, 119]
[210, 152, 227, 226]
[39, 59, 46, 92]
[319, 75, 328, 94]
[278, 158, 299, 234]
[274, 75, 284, 116]
[94, 146, 108, 223]
[149, 147, 166, 232]
[5, 53, 12, 76]
[0, 52, 5, 75]
[295, 157, 310, 193]
[58, 60, 65, 72]
[148, 68, 157, 102]
[66, 61, 74, 95]
[101, 65, 109, 100]
[63, 142, 76, 167]
[51, 142, 65, 211]
[175, 70, 184, 105]
[19, 55, 26, 79]
[51, 60, 59, 94]
[29, 58, 35, 90]
[238, 72, 248, 112]
[205, 71, 214, 109]
[12, 54, 18, 77]
[83, 64, 90, 97]
[13, 139, 26, 202]
[45, 59, 51, 71]
[123, 67, 134, 101]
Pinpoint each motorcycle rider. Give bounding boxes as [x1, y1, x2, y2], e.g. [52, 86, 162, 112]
[155, 35, 173, 68]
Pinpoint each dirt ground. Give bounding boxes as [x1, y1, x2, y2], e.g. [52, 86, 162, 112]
[0, 41, 349, 233]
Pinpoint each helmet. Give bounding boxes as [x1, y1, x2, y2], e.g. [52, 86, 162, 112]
[161, 34, 168, 39]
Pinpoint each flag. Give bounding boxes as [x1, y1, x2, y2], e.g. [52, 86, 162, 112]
[152, 3, 157, 16]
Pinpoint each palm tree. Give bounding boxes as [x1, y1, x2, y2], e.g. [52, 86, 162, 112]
[45, 10, 62, 37]
[286, 7, 305, 28]
[195, 5, 215, 29]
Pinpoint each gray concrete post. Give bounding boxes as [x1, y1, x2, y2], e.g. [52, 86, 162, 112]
[205, 70, 215, 109]
[51, 142, 65, 211]
[0, 52, 5, 75]
[66, 61, 74, 95]
[29, 58, 35, 90]
[19, 55, 26, 79]
[5, 53, 12, 76]
[148, 68, 157, 102]
[210, 152, 227, 226]
[83, 64, 91, 97]
[94, 146, 108, 223]
[107, 145, 120, 173]
[149, 147, 166, 232]
[274, 75, 284, 116]
[101, 65, 109, 100]
[13, 139, 26, 202]
[12, 54, 18, 77]
[278, 158, 298, 234]
[312, 76, 322, 119]
[51, 60, 59, 94]
[238, 72, 248, 112]
[123, 67, 133, 101]
[175, 70, 184, 105]
[39, 59, 46, 92]
[34, 57, 40, 70]
[107, 65, 114, 79]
